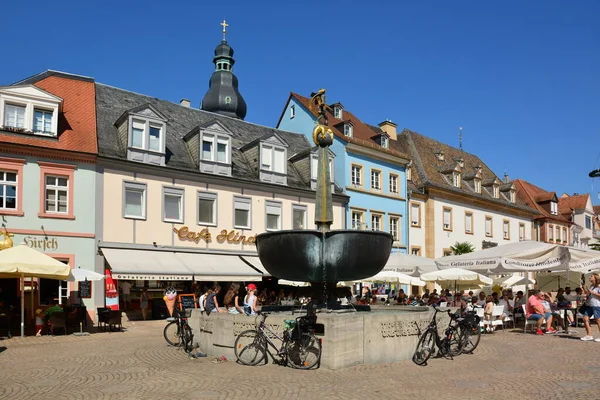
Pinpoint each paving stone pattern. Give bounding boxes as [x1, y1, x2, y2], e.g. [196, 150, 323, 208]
[0, 320, 598, 399]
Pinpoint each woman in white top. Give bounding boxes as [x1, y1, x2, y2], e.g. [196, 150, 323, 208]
[580, 273, 600, 341]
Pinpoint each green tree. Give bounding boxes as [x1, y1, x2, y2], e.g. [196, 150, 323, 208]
[450, 241, 475, 255]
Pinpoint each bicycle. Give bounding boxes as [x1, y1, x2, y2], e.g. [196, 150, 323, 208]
[412, 305, 464, 365]
[163, 306, 194, 353]
[234, 312, 322, 369]
[454, 310, 481, 354]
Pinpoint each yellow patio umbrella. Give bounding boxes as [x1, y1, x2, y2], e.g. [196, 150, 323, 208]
[0, 244, 71, 337]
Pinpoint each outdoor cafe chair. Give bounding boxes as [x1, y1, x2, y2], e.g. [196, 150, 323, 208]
[522, 305, 545, 334]
[483, 305, 504, 332]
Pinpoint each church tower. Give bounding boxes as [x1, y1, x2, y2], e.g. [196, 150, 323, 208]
[201, 20, 247, 120]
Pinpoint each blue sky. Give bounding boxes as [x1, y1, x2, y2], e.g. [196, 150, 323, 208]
[3, 1, 600, 203]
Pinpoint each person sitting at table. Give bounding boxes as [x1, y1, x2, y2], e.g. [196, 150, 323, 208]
[477, 292, 487, 307]
[498, 291, 514, 320]
[224, 283, 244, 314]
[451, 293, 467, 315]
[526, 289, 555, 335]
[556, 288, 575, 327]
[542, 292, 565, 330]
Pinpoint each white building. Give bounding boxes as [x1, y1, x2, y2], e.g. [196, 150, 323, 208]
[559, 193, 595, 248]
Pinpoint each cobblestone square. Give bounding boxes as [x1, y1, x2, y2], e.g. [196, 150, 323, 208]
[0, 319, 597, 399]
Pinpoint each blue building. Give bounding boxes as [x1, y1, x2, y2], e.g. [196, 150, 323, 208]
[277, 93, 411, 253]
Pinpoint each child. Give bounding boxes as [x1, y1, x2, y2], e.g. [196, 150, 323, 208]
[35, 309, 44, 337]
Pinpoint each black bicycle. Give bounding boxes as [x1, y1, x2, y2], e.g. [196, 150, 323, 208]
[234, 312, 322, 369]
[163, 306, 194, 353]
[412, 306, 464, 365]
[454, 310, 481, 354]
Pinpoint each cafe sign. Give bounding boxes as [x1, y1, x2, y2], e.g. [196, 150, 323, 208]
[24, 236, 58, 251]
[173, 226, 256, 246]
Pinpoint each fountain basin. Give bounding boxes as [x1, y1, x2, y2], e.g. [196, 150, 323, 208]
[256, 230, 393, 282]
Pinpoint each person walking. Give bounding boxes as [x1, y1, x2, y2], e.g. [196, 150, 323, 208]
[579, 273, 600, 341]
[140, 288, 150, 320]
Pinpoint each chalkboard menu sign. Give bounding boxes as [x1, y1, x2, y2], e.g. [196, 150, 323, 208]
[79, 280, 92, 299]
[179, 294, 197, 310]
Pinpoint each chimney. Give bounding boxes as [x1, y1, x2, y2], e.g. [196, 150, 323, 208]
[378, 120, 397, 140]
[503, 173, 510, 183]
[180, 99, 191, 108]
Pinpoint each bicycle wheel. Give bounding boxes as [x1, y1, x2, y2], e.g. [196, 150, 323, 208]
[446, 327, 464, 357]
[461, 323, 481, 354]
[286, 332, 321, 369]
[181, 323, 194, 352]
[412, 329, 435, 365]
[234, 329, 266, 366]
[163, 321, 180, 346]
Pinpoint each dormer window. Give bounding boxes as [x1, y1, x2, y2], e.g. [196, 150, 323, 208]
[344, 124, 353, 137]
[261, 144, 286, 174]
[493, 184, 499, 199]
[453, 172, 461, 188]
[381, 135, 389, 149]
[334, 106, 342, 119]
[310, 154, 334, 182]
[201, 133, 230, 163]
[510, 190, 516, 203]
[474, 178, 481, 193]
[131, 119, 163, 152]
[551, 201, 558, 215]
[0, 85, 62, 136]
[117, 104, 168, 166]
[290, 104, 295, 119]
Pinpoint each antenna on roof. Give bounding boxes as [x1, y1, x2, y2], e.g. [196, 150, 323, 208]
[458, 126, 463, 151]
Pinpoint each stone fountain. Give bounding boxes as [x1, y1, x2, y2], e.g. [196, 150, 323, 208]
[255, 89, 393, 305]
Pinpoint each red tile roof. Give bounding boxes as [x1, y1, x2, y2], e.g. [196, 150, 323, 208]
[0, 73, 97, 155]
[593, 205, 600, 216]
[514, 179, 569, 222]
[558, 194, 590, 216]
[288, 92, 410, 161]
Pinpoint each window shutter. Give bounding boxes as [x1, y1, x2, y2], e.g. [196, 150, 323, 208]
[443, 210, 450, 225]
[274, 148, 285, 173]
[411, 205, 419, 222]
[261, 146, 272, 168]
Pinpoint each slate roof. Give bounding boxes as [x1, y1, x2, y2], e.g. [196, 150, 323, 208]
[513, 179, 568, 222]
[95, 83, 342, 193]
[558, 193, 590, 216]
[392, 129, 536, 214]
[281, 93, 410, 162]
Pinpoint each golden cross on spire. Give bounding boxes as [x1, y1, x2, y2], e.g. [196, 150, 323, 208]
[221, 19, 229, 41]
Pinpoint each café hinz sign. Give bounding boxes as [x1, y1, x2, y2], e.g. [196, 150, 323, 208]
[173, 226, 256, 246]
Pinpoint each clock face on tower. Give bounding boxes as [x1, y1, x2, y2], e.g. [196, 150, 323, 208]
[225, 96, 232, 104]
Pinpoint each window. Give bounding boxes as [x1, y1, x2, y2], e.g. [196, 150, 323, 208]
[519, 223, 525, 241]
[0, 170, 17, 210]
[465, 212, 473, 234]
[292, 204, 307, 230]
[389, 216, 400, 241]
[351, 165, 362, 187]
[123, 182, 146, 219]
[334, 106, 342, 119]
[261, 144, 286, 174]
[453, 172, 461, 188]
[38, 162, 75, 219]
[381, 135, 389, 149]
[411, 203, 421, 227]
[443, 207, 452, 231]
[310, 154, 334, 181]
[131, 119, 164, 152]
[389, 174, 398, 194]
[371, 169, 381, 191]
[234, 197, 251, 229]
[371, 213, 382, 231]
[4, 104, 25, 128]
[202, 133, 230, 164]
[407, 167, 412, 181]
[510, 190, 516, 203]
[290, 105, 295, 119]
[550, 201, 558, 215]
[474, 179, 481, 194]
[555, 226, 560, 242]
[344, 124, 353, 137]
[163, 187, 184, 223]
[33, 109, 53, 133]
[411, 247, 421, 256]
[198, 192, 217, 226]
[503, 220, 510, 240]
[45, 176, 68, 214]
[562, 227, 567, 243]
[351, 210, 364, 229]
[586, 216, 592, 230]
[485, 216, 493, 237]
[493, 185, 499, 199]
[265, 201, 282, 231]
[548, 225, 554, 241]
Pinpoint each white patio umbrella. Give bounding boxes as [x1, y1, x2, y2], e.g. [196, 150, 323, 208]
[66, 267, 105, 282]
[364, 270, 426, 287]
[0, 244, 71, 337]
[420, 267, 492, 289]
[383, 252, 438, 276]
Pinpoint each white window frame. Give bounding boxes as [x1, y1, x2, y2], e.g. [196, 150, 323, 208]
[292, 204, 307, 230]
[550, 201, 558, 215]
[562, 227, 567, 243]
[485, 216, 493, 237]
[555, 226, 560, 241]
[344, 124, 353, 137]
[411, 203, 421, 227]
[260, 143, 286, 174]
[519, 223, 525, 241]
[510, 190, 516, 203]
[586, 215, 592, 230]
[381, 135, 389, 149]
[197, 191, 217, 226]
[371, 169, 381, 191]
[123, 181, 146, 220]
[0, 89, 60, 136]
[453, 172, 461, 188]
[290, 104, 295, 119]
[311, 154, 334, 181]
[334, 106, 342, 119]
[389, 173, 398, 194]
[130, 118, 165, 153]
[163, 187, 184, 223]
[493, 185, 499, 199]
[351, 210, 364, 230]
[443, 207, 452, 231]
[4, 103, 26, 129]
[351, 165, 362, 187]
[233, 196, 252, 229]
[503, 220, 510, 240]
[33, 108, 53, 134]
[44, 175, 69, 214]
[389, 216, 400, 241]
[371, 213, 382, 231]
[465, 212, 473, 234]
[474, 179, 481, 193]
[0, 170, 17, 210]
[200, 131, 230, 164]
[265, 200, 282, 231]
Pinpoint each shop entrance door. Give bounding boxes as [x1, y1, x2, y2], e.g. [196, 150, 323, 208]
[39, 279, 68, 305]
